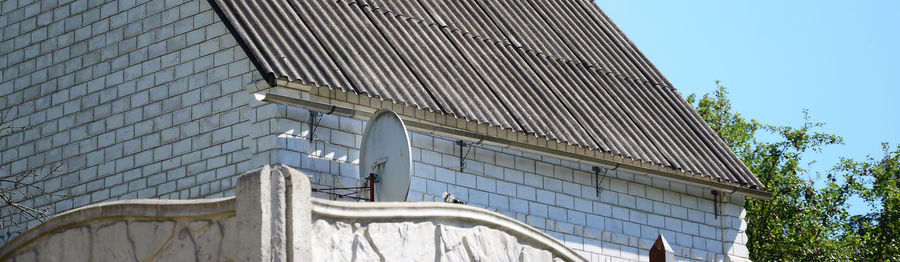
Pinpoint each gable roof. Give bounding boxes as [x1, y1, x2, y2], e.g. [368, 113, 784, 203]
[206, 0, 766, 191]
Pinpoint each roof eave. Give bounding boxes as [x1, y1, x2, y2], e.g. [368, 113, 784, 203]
[256, 79, 772, 200]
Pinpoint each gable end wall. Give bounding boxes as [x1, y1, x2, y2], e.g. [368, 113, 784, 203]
[0, 0, 269, 240]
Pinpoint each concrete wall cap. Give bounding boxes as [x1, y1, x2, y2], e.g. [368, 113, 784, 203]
[0, 198, 236, 259]
[311, 198, 586, 262]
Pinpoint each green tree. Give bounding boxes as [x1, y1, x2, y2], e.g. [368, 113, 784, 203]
[687, 82, 865, 261]
[838, 143, 900, 261]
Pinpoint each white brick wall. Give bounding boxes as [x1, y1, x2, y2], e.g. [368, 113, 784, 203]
[265, 104, 752, 262]
[0, 0, 753, 259]
[0, 0, 263, 239]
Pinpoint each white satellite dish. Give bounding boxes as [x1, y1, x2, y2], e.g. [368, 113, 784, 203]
[359, 110, 412, 202]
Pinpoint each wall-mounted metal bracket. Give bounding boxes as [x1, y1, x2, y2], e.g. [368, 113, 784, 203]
[593, 166, 608, 197]
[593, 164, 619, 197]
[456, 140, 470, 172]
[712, 190, 724, 219]
[308, 110, 323, 143]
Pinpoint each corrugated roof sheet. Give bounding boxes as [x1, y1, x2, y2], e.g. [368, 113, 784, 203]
[207, 0, 764, 189]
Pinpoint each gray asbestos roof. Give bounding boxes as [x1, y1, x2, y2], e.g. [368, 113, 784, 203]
[207, 0, 766, 190]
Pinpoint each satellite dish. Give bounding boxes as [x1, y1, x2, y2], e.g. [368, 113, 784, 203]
[359, 110, 412, 202]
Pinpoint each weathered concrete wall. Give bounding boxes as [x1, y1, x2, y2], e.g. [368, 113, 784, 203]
[0, 198, 238, 262]
[312, 220, 562, 262]
[0, 0, 267, 240]
[268, 102, 751, 262]
[6, 218, 236, 262]
[0, 165, 582, 262]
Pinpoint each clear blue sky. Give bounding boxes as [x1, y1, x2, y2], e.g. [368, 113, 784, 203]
[596, 0, 900, 215]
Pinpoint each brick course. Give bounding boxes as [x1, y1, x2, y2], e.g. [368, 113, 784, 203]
[266, 104, 751, 261]
[0, 0, 263, 237]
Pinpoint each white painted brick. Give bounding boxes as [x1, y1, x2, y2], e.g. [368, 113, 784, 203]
[529, 202, 548, 218]
[687, 208, 705, 224]
[504, 168, 523, 184]
[573, 170, 591, 186]
[548, 206, 567, 222]
[663, 190, 680, 205]
[434, 167, 454, 184]
[640, 224, 658, 240]
[664, 217, 681, 231]
[681, 194, 699, 209]
[588, 202, 609, 217]
[468, 189, 488, 206]
[440, 154, 456, 169]
[620, 246, 639, 261]
[653, 201, 671, 216]
[568, 210, 586, 225]
[496, 181, 516, 197]
[692, 236, 707, 251]
[516, 185, 535, 201]
[635, 197, 653, 213]
[706, 238, 722, 254]
[535, 161, 553, 176]
[488, 193, 509, 210]
[573, 198, 592, 213]
[421, 150, 441, 166]
[473, 147, 494, 164]
[619, 194, 635, 209]
[647, 214, 665, 228]
[621, 221, 640, 238]
[583, 238, 603, 255]
[410, 132, 432, 149]
[463, 160, 483, 174]
[413, 162, 435, 180]
[704, 213, 719, 227]
[553, 165, 573, 181]
[533, 189, 553, 205]
[682, 221, 699, 236]
[495, 152, 515, 168]
[420, 179, 446, 197]
[555, 193, 574, 209]
[671, 205, 688, 219]
[514, 156, 535, 173]
[519, 171, 541, 187]
[669, 181, 687, 194]
[510, 198, 528, 213]
[604, 218, 623, 234]
[564, 234, 584, 251]
[725, 203, 743, 218]
[599, 190, 617, 205]
[456, 172, 475, 188]
[610, 206, 628, 221]
[543, 176, 562, 191]
[600, 242, 621, 258]
[627, 182, 645, 197]
[433, 137, 455, 154]
[646, 186, 663, 201]
[697, 198, 715, 213]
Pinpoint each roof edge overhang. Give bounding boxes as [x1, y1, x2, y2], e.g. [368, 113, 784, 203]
[252, 79, 772, 200]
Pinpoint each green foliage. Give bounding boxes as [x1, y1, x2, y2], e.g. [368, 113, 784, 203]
[839, 144, 900, 261]
[688, 82, 899, 261]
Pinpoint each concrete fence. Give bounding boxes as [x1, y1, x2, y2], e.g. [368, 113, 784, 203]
[0, 164, 585, 261]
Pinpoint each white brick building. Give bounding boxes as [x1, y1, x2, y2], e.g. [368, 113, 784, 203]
[0, 0, 769, 261]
